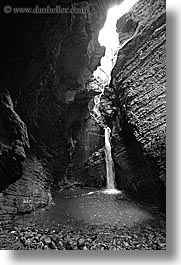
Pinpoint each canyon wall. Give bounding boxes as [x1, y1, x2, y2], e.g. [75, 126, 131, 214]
[0, 0, 166, 225]
[0, 0, 108, 226]
[108, 0, 166, 209]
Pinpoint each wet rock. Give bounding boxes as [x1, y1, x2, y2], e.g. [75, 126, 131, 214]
[49, 241, 57, 249]
[123, 241, 129, 247]
[43, 245, 49, 250]
[0, 0, 166, 243]
[64, 241, 73, 250]
[0, 214, 166, 250]
[108, 1, 166, 208]
[0, 89, 29, 193]
[35, 234, 42, 240]
[24, 232, 30, 239]
[0, 89, 29, 149]
[78, 238, 85, 245]
[56, 240, 64, 250]
[42, 236, 52, 246]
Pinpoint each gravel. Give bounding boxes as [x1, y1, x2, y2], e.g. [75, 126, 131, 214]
[0, 218, 166, 250]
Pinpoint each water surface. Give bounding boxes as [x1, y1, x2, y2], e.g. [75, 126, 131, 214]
[22, 189, 152, 229]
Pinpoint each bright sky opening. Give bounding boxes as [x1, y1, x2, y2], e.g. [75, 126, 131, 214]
[94, 0, 138, 84]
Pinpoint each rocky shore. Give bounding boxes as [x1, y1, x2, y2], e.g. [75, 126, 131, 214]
[0, 217, 166, 250]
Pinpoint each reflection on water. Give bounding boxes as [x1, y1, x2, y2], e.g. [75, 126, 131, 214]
[15, 189, 152, 229]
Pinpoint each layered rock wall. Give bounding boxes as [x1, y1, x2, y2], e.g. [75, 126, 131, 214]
[0, 0, 166, 220]
[0, 0, 109, 219]
[0, 157, 52, 228]
[107, 0, 166, 208]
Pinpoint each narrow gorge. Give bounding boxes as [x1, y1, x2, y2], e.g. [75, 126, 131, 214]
[0, 0, 166, 250]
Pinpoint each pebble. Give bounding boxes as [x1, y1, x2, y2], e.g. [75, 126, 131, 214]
[123, 241, 129, 247]
[10, 230, 16, 234]
[50, 241, 57, 249]
[57, 240, 64, 250]
[78, 238, 85, 245]
[43, 236, 52, 245]
[0, 218, 166, 250]
[43, 245, 49, 250]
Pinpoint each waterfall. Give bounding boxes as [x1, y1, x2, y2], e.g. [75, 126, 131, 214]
[104, 127, 115, 190]
[92, 0, 138, 194]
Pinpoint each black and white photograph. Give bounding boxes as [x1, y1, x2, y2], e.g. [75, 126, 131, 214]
[0, 0, 171, 254]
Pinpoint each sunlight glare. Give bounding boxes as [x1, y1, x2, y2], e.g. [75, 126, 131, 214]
[98, 0, 138, 50]
[94, 0, 138, 83]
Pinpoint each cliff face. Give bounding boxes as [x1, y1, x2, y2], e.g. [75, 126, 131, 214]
[0, 0, 166, 225]
[0, 89, 29, 190]
[107, 0, 166, 207]
[0, 0, 108, 225]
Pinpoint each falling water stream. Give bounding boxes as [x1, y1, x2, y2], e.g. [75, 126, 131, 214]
[104, 127, 121, 195]
[15, 0, 152, 230]
[105, 127, 115, 189]
[16, 122, 151, 229]
[94, 0, 138, 193]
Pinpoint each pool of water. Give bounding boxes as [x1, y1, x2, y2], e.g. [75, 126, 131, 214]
[20, 189, 152, 229]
